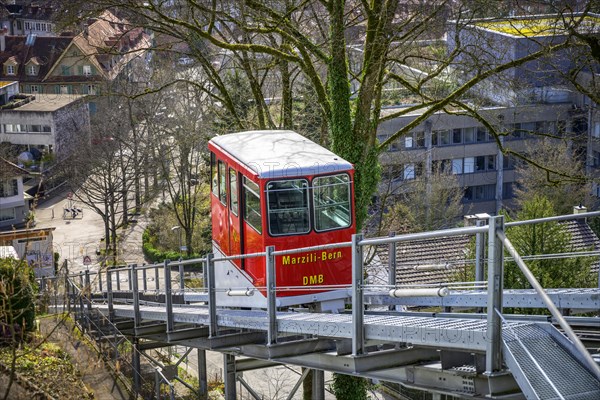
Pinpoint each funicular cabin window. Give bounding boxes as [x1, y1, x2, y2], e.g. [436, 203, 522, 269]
[243, 177, 262, 234]
[210, 153, 218, 197]
[267, 179, 309, 236]
[313, 174, 351, 231]
[218, 161, 227, 204]
[229, 168, 238, 216]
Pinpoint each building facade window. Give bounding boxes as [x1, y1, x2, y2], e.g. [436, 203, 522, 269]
[6, 65, 15, 75]
[0, 208, 16, 222]
[475, 155, 496, 171]
[476, 127, 488, 142]
[403, 163, 423, 180]
[463, 127, 475, 143]
[452, 129, 462, 144]
[452, 158, 463, 174]
[463, 184, 496, 202]
[464, 157, 475, 173]
[83, 65, 92, 76]
[27, 64, 37, 76]
[30, 85, 39, 94]
[594, 122, 600, 139]
[0, 179, 18, 198]
[594, 151, 600, 167]
[404, 163, 415, 180]
[402, 132, 425, 149]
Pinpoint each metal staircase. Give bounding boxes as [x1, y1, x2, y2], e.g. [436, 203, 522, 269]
[502, 323, 600, 400]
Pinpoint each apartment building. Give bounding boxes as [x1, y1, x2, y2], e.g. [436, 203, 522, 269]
[378, 103, 579, 215]
[378, 14, 598, 215]
[1, 1, 56, 37]
[0, 89, 91, 159]
[0, 10, 151, 100]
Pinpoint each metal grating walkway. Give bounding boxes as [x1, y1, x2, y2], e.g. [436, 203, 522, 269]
[97, 303, 530, 351]
[502, 324, 600, 400]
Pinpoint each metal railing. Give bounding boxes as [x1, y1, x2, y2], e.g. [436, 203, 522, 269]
[46, 210, 600, 390]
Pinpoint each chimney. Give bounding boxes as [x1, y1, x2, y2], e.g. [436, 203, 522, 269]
[573, 204, 587, 214]
[0, 28, 8, 52]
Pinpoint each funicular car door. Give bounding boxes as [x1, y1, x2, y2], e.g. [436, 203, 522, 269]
[228, 168, 243, 268]
[211, 154, 230, 255]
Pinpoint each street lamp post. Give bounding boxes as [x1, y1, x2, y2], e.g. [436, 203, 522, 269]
[171, 226, 182, 257]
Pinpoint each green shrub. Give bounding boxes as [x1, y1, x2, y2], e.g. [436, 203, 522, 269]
[142, 228, 202, 263]
[331, 373, 368, 400]
[0, 257, 36, 336]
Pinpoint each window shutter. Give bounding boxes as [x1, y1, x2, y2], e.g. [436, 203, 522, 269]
[78, 65, 83, 75]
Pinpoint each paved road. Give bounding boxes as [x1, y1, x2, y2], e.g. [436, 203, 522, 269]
[35, 191, 147, 274]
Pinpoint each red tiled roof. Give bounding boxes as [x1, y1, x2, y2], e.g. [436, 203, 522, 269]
[0, 35, 73, 83]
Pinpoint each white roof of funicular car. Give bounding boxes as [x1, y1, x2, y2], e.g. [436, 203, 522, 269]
[209, 130, 353, 179]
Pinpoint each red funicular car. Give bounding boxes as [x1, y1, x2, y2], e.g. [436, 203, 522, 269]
[208, 130, 355, 309]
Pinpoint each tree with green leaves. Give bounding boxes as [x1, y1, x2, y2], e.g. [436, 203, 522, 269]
[0, 257, 36, 400]
[504, 195, 595, 291]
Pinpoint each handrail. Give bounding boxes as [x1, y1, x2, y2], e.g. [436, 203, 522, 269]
[359, 225, 487, 246]
[505, 210, 600, 227]
[497, 230, 600, 380]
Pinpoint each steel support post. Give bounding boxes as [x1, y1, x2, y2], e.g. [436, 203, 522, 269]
[116, 271, 121, 291]
[352, 233, 365, 356]
[223, 354, 237, 400]
[155, 264, 160, 291]
[131, 264, 140, 327]
[388, 232, 396, 282]
[312, 369, 325, 400]
[84, 269, 92, 313]
[132, 338, 141, 396]
[106, 270, 114, 321]
[142, 267, 147, 292]
[203, 259, 208, 289]
[266, 246, 277, 345]
[197, 349, 208, 400]
[128, 267, 133, 291]
[79, 272, 84, 288]
[164, 260, 174, 332]
[475, 219, 486, 282]
[155, 370, 161, 399]
[98, 270, 103, 293]
[179, 259, 185, 293]
[486, 215, 504, 374]
[78, 286, 86, 331]
[206, 253, 217, 336]
[64, 272, 70, 314]
[388, 232, 397, 310]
